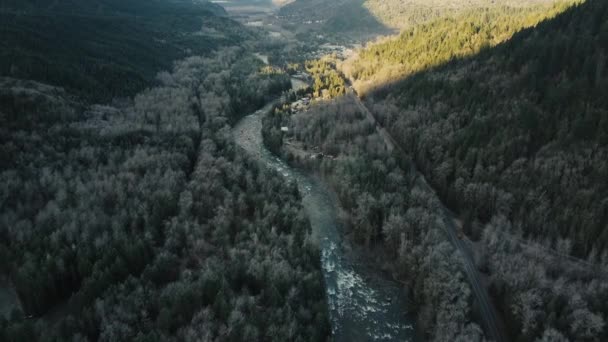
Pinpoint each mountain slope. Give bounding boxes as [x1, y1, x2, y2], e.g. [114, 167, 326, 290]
[362, 0, 559, 29]
[363, 0, 608, 339]
[0, 0, 227, 17]
[279, 0, 564, 36]
[278, 0, 391, 38]
[0, 1, 331, 341]
[370, 0, 607, 257]
[342, 1, 576, 94]
[0, 0, 239, 102]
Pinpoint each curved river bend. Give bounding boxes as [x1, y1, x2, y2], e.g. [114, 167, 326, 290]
[233, 103, 418, 341]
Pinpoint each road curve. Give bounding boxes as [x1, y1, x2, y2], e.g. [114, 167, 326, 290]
[350, 90, 508, 342]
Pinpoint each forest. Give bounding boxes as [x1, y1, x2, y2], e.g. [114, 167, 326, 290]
[263, 97, 487, 341]
[279, 0, 569, 39]
[0, 0, 242, 102]
[305, 58, 347, 99]
[264, 0, 608, 340]
[0, 46, 327, 341]
[361, 0, 566, 30]
[341, 0, 577, 94]
[3, 0, 608, 340]
[365, 0, 608, 265]
[0, 1, 330, 340]
[359, 0, 608, 340]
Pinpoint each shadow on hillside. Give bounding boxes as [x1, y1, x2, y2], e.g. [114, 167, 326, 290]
[323, 0, 394, 38]
[359, 1, 587, 100]
[0, 2, 238, 103]
[279, 0, 394, 41]
[350, 0, 608, 262]
[339, 4, 600, 342]
[350, 0, 594, 213]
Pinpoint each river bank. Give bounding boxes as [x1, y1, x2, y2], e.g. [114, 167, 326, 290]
[233, 103, 418, 341]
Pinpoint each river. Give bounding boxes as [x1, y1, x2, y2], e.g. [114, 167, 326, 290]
[233, 101, 418, 341]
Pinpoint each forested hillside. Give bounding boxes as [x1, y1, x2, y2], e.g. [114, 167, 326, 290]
[0, 47, 328, 341]
[370, 0, 607, 266]
[279, 0, 564, 37]
[342, 1, 576, 94]
[362, 0, 559, 30]
[268, 0, 608, 340]
[0, 0, 239, 102]
[0, 1, 330, 340]
[3, 0, 607, 340]
[263, 96, 487, 341]
[362, 0, 608, 340]
[0, 0, 226, 16]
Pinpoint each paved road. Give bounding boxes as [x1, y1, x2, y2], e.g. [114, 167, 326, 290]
[350, 90, 508, 342]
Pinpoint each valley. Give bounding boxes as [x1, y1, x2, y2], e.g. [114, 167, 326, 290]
[254, 0, 608, 341]
[1, 0, 607, 341]
[233, 105, 417, 341]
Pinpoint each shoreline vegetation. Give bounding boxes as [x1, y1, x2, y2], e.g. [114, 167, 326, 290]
[261, 1, 607, 341]
[263, 94, 488, 341]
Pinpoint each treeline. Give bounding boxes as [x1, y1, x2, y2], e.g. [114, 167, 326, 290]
[342, 1, 577, 94]
[0, 48, 329, 341]
[362, 0, 608, 340]
[263, 97, 486, 341]
[0, 0, 243, 103]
